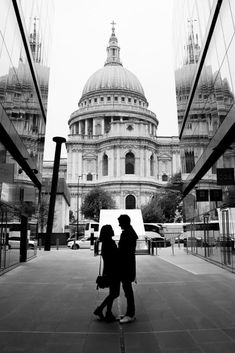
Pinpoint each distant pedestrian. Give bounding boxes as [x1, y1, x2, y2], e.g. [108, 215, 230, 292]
[93, 224, 120, 322]
[118, 214, 138, 323]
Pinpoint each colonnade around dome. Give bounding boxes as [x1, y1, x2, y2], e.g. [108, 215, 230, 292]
[69, 115, 158, 140]
[79, 93, 148, 108]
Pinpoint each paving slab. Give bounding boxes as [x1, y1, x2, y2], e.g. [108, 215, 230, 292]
[1, 248, 235, 352]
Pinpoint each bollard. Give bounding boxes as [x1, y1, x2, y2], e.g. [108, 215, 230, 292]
[148, 239, 151, 254]
[56, 238, 59, 250]
[94, 240, 100, 256]
[38, 238, 42, 250]
[94, 240, 97, 256]
[90, 231, 94, 250]
[20, 215, 28, 262]
[151, 241, 154, 256]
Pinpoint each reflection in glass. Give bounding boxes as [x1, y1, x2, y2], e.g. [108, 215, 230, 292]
[0, 0, 54, 274]
[173, 0, 235, 273]
[0, 13, 49, 176]
[175, 12, 235, 177]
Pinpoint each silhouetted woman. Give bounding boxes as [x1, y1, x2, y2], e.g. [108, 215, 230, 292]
[94, 224, 120, 322]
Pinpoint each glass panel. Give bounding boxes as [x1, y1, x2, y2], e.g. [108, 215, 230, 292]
[173, 1, 235, 272]
[177, 0, 235, 185]
[0, 0, 54, 273]
[227, 34, 235, 95]
[229, 0, 235, 25]
[183, 144, 235, 273]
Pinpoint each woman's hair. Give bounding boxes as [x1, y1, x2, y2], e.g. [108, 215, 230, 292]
[99, 224, 114, 241]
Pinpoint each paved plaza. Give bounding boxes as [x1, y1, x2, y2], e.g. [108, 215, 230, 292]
[1, 246, 235, 352]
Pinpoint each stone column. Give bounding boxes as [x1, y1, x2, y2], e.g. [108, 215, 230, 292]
[85, 119, 88, 136]
[93, 118, 96, 136]
[116, 148, 121, 177]
[78, 150, 83, 179]
[144, 147, 147, 177]
[113, 147, 116, 178]
[72, 150, 76, 182]
[102, 117, 105, 135]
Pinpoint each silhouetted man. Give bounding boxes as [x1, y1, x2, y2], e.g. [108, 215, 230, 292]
[118, 214, 138, 323]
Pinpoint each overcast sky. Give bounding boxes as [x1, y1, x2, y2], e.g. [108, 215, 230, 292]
[44, 0, 178, 160]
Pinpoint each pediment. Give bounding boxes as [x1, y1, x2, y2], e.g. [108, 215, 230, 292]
[158, 153, 172, 161]
[83, 153, 97, 160]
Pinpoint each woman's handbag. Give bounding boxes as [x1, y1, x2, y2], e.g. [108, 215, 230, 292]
[96, 256, 110, 289]
[96, 274, 110, 289]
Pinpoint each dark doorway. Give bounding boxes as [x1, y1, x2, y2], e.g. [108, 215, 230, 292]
[126, 194, 136, 209]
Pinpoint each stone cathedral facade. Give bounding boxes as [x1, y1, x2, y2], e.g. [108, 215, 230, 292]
[66, 25, 181, 220]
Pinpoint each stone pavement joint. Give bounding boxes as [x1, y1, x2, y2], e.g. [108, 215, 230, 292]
[1, 248, 235, 352]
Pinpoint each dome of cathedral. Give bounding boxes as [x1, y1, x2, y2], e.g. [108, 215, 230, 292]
[175, 63, 213, 90]
[79, 24, 146, 103]
[82, 65, 145, 97]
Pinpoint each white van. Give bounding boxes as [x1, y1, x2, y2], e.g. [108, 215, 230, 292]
[84, 221, 99, 238]
[99, 209, 145, 240]
[98, 209, 148, 253]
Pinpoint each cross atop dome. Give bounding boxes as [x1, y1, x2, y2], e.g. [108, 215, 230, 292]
[184, 18, 200, 65]
[105, 21, 122, 66]
[111, 20, 116, 34]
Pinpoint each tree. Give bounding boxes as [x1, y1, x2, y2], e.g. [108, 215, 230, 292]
[141, 197, 164, 223]
[81, 187, 116, 221]
[168, 172, 182, 184]
[38, 196, 49, 233]
[142, 173, 183, 223]
[69, 210, 75, 223]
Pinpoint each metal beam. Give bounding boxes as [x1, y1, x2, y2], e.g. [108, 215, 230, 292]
[12, 0, 47, 123]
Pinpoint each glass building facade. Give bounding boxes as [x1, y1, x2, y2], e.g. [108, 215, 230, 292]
[0, 0, 54, 273]
[173, 0, 235, 271]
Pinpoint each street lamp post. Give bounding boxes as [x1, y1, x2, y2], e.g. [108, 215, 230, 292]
[203, 214, 209, 257]
[75, 175, 82, 248]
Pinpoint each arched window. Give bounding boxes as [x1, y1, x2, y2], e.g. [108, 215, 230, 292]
[102, 154, 108, 176]
[95, 123, 101, 135]
[125, 152, 135, 174]
[185, 151, 195, 173]
[87, 173, 93, 181]
[126, 195, 136, 209]
[150, 154, 154, 176]
[162, 174, 168, 182]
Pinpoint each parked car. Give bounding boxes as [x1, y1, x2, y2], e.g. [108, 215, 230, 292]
[66, 235, 84, 243]
[174, 234, 185, 243]
[67, 236, 98, 249]
[144, 223, 164, 237]
[145, 233, 171, 247]
[144, 224, 171, 247]
[8, 236, 36, 249]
